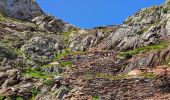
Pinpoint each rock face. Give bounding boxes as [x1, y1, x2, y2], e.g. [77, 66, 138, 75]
[21, 36, 62, 66]
[107, 6, 166, 51]
[1, 0, 170, 100]
[0, 47, 16, 61]
[32, 15, 75, 33]
[0, 0, 43, 20]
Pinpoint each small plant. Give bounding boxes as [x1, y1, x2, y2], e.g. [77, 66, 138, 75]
[31, 88, 39, 97]
[92, 96, 99, 100]
[44, 79, 55, 86]
[53, 48, 72, 61]
[24, 68, 52, 79]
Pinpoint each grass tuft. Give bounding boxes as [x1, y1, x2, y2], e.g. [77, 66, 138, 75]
[119, 42, 168, 58]
[24, 68, 52, 79]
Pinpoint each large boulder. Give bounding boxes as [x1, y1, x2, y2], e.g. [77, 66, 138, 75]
[0, 47, 16, 62]
[32, 15, 75, 33]
[0, 0, 43, 20]
[107, 26, 137, 50]
[21, 36, 62, 67]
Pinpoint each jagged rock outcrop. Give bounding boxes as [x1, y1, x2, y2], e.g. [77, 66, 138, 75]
[32, 15, 75, 33]
[21, 35, 63, 67]
[0, 0, 43, 20]
[0, 47, 16, 61]
[107, 4, 170, 51]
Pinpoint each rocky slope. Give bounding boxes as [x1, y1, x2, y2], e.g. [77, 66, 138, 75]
[0, 0, 170, 100]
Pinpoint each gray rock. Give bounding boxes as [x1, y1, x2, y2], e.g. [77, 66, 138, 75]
[165, 15, 170, 35]
[42, 66, 62, 74]
[0, 0, 43, 20]
[21, 36, 58, 66]
[90, 31, 105, 46]
[57, 87, 69, 100]
[140, 26, 161, 46]
[40, 86, 49, 94]
[32, 15, 75, 33]
[0, 47, 16, 62]
[81, 35, 93, 51]
[115, 36, 139, 51]
[123, 53, 157, 73]
[107, 26, 135, 49]
[54, 76, 63, 81]
[20, 83, 33, 88]
[55, 43, 63, 52]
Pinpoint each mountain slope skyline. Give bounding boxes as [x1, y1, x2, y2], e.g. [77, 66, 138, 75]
[37, 0, 165, 28]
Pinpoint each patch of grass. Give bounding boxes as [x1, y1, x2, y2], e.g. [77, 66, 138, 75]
[140, 73, 157, 79]
[0, 12, 7, 22]
[62, 30, 76, 37]
[96, 72, 157, 80]
[96, 73, 128, 80]
[59, 61, 73, 67]
[53, 48, 84, 61]
[24, 68, 52, 79]
[44, 79, 55, 86]
[83, 74, 93, 80]
[92, 96, 99, 100]
[53, 48, 72, 61]
[119, 42, 168, 58]
[0, 96, 4, 100]
[16, 97, 23, 100]
[31, 88, 39, 97]
[62, 29, 77, 42]
[15, 49, 25, 57]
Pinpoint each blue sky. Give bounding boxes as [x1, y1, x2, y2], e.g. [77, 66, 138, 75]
[36, 0, 165, 28]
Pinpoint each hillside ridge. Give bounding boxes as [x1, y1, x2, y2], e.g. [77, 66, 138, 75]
[0, 0, 170, 100]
